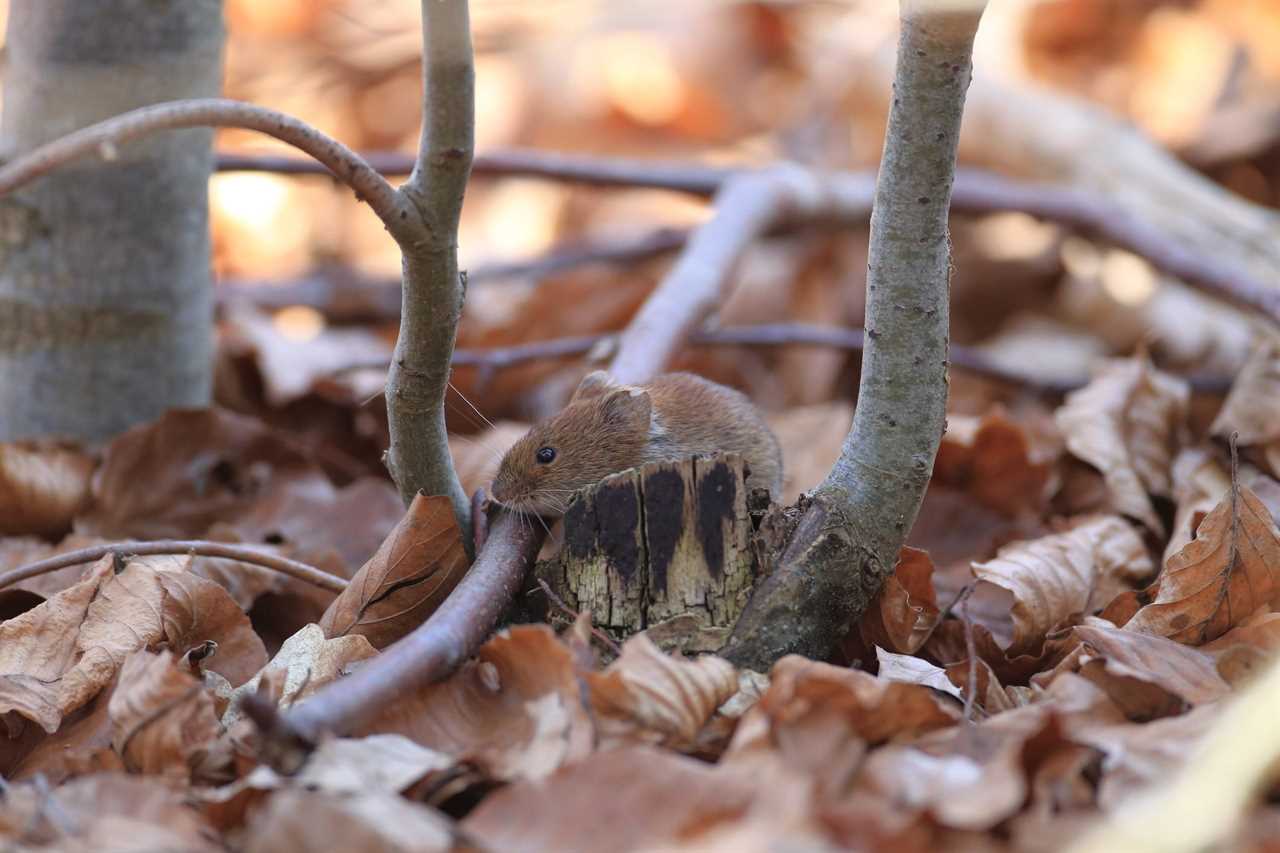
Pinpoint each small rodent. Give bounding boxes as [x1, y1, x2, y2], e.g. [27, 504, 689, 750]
[491, 370, 783, 517]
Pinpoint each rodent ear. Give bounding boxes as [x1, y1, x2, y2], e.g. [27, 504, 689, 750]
[571, 370, 622, 403]
[601, 388, 652, 430]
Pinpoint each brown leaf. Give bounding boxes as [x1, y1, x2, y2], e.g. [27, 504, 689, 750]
[243, 787, 455, 853]
[1211, 337, 1280, 467]
[1048, 620, 1231, 720]
[971, 516, 1153, 655]
[1071, 703, 1221, 809]
[856, 704, 1072, 831]
[1054, 355, 1189, 534]
[78, 408, 330, 540]
[319, 494, 468, 649]
[220, 623, 378, 727]
[0, 555, 265, 733]
[723, 656, 959, 801]
[463, 745, 762, 853]
[857, 547, 941, 655]
[585, 633, 737, 750]
[0, 441, 94, 538]
[875, 648, 963, 702]
[934, 408, 1058, 518]
[1125, 484, 1280, 645]
[109, 650, 221, 780]
[1163, 447, 1232, 564]
[0, 773, 221, 851]
[8, 690, 119, 783]
[363, 624, 592, 782]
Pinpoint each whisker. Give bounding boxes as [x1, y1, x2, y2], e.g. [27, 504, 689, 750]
[448, 381, 497, 432]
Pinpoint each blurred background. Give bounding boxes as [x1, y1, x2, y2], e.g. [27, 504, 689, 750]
[5, 0, 1278, 496]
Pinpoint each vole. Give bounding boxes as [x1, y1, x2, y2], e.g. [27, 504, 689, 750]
[490, 370, 783, 517]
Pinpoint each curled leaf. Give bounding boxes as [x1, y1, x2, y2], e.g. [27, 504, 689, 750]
[109, 650, 221, 780]
[1054, 356, 1188, 534]
[0, 441, 94, 537]
[858, 547, 941, 655]
[1210, 337, 1280, 474]
[586, 634, 737, 749]
[971, 516, 1152, 655]
[318, 494, 468, 649]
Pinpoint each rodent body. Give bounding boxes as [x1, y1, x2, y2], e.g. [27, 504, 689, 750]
[491, 371, 783, 517]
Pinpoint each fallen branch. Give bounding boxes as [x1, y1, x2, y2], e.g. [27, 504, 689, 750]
[0, 540, 347, 593]
[285, 511, 542, 741]
[0, 99, 418, 245]
[215, 146, 1280, 326]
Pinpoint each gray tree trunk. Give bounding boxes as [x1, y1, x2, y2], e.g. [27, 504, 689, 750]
[0, 0, 223, 442]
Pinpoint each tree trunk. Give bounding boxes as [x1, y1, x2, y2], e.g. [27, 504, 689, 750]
[0, 0, 223, 442]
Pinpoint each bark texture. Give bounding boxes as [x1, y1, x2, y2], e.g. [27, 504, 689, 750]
[384, 0, 475, 533]
[0, 0, 223, 441]
[725, 1, 987, 670]
[537, 455, 756, 652]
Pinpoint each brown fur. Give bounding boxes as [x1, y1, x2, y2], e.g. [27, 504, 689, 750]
[491, 371, 783, 517]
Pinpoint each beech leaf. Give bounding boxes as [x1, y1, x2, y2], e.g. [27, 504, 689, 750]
[858, 547, 941, 655]
[0, 441, 94, 538]
[318, 493, 469, 650]
[1125, 484, 1280, 645]
[971, 516, 1153, 655]
[109, 650, 221, 780]
[1054, 356, 1188, 534]
[586, 633, 737, 749]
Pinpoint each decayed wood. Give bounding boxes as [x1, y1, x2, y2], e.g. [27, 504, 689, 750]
[538, 454, 755, 652]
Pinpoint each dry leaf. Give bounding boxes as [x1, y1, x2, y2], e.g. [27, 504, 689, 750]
[1125, 484, 1280, 644]
[1163, 447, 1232, 564]
[0, 441, 94, 537]
[971, 516, 1153, 656]
[1054, 356, 1189, 534]
[463, 746, 762, 853]
[242, 787, 454, 853]
[1211, 337, 1280, 474]
[857, 547, 941, 655]
[1052, 621, 1231, 720]
[363, 624, 592, 782]
[586, 633, 737, 749]
[319, 494, 469, 649]
[0, 554, 264, 733]
[221, 623, 378, 728]
[875, 648, 963, 702]
[0, 773, 221, 851]
[934, 408, 1058, 518]
[78, 408, 330, 540]
[109, 650, 221, 780]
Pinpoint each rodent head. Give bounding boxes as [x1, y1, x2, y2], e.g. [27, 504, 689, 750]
[491, 371, 652, 517]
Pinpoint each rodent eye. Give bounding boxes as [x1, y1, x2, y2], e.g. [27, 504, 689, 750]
[535, 446, 556, 464]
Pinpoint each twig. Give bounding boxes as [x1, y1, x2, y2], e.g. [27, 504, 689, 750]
[0, 540, 347, 593]
[0, 99, 420, 245]
[956, 584, 979, 723]
[535, 578, 622, 656]
[382, 0, 475, 527]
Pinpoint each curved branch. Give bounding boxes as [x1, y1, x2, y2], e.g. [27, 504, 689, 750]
[0, 98, 421, 244]
[286, 510, 542, 740]
[383, 0, 475, 531]
[0, 540, 347, 593]
[725, 0, 988, 669]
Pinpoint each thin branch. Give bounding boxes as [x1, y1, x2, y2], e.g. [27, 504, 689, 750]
[0, 99, 420, 245]
[0, 540, 347, 593]
[383, 0, 475, 528]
